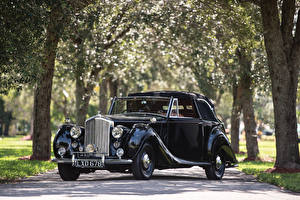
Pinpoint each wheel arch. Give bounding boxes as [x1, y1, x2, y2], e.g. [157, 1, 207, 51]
[207, 128, 238, 166]
[127, 124, 160, 159]
[53, 124, 85, 158]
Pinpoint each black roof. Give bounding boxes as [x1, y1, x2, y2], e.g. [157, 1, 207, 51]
[128, 91, 214, 108]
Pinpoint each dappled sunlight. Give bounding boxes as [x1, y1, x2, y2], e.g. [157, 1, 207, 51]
[0, 136, 56, 182]
[0, 168, 299, 199]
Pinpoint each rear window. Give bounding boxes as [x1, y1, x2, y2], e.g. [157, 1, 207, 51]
[196, 100, 217, 121]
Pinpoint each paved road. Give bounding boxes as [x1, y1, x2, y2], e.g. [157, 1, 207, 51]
[0, 167, 299, 200]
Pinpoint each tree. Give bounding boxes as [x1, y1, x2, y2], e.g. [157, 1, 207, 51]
[259, 0, 300, 169]
[57, 1, 138, 126]
[31, 0, 95, 160]
[236, 48, 259, 159]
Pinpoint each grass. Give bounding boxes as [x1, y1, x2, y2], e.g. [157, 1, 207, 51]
[237, 136, 300, 192]
[0, 136, 56, 183]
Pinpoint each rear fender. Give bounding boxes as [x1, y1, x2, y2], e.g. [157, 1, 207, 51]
[207, 128, 237, 165]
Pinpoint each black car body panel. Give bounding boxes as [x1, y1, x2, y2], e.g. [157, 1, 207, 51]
[53, 91, 237, 180]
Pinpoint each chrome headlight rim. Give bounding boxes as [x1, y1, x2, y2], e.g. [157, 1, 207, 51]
[70, 126, 82, 139]
[112, 126, 124, 139]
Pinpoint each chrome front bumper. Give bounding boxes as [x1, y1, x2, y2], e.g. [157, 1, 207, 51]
[52, 158, 133, 165]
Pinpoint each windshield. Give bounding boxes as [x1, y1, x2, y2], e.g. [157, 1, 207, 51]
[110, 97, 171, 117]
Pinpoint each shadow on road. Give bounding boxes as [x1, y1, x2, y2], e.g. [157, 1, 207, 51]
[0, 168, 299, 198]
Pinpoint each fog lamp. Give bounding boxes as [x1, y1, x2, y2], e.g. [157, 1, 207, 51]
[113, 141, 121, 148]
[86, 144, 95, 153]
[71, 142, 78, 149]
[116, 148, 124, 158]
[79, 146, 84, 152]
[58, 147, 66, 157]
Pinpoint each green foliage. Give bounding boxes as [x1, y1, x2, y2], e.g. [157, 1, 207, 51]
[0, 136, 56, 182]
[0, 0, 46, 94]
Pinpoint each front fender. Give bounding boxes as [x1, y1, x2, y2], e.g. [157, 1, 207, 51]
[207, 128, 237, 165]
[127, 123, 158, 159]
[53, 124, 85, 158]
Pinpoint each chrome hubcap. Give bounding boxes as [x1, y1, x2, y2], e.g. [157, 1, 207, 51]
[142, 153, 151, 169]
[216, 155, 223, 170]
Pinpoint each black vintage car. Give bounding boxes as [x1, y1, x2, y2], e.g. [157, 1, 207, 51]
[53, 91, 237, 181]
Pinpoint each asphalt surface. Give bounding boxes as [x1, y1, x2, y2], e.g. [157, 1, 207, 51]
[0, 167, 299, 200]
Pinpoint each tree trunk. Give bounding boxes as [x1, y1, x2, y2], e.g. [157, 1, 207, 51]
[230, 82, 242, 153]
[31, 4, 65, 160]
[242, 91, 259, 160]
[214, 90, 223, 109]
[108, 77, 119, 98]
[74, 38, 99, 125]
[30, 103, 34, 137]
[0, 123, 2, 136]
[3, 123, 9, 137]
[3, 112, 12, 136]
[75, 76, 91, 126]
[261, 1, 300, 168]
[99, 78, 109, 114]
[236, 48, 259, 160]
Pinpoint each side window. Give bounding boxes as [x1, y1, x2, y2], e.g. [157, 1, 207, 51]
[169, 98, 199, 118]
[197, 100, 217, 121]
[178, 99, 199, 118]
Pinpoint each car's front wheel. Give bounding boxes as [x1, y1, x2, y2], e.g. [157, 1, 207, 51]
[132, 143, 155, 180]
[58, 163, 80, 181]
[205, 150, 225, 180]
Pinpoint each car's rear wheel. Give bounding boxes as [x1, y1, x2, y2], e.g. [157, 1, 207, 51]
[205, 150, 225, 180]
[58, 163, 80, 181]
[132, 143, 155, 180]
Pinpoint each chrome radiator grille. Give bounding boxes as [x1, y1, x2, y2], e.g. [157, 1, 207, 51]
[85, 117, 113, 155]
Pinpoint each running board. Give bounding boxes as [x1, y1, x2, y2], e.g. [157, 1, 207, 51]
[173, 157, 211, 166]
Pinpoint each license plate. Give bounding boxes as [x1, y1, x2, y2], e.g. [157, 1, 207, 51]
[72, 159, 104, 168]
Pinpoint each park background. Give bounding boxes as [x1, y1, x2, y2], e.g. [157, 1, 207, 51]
[0, 0, 300, 192]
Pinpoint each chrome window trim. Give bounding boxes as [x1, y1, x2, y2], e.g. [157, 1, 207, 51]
[168, 98, 179, 118]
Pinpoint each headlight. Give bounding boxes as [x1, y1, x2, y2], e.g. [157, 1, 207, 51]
[112, 126, 124, 139]
[70, 126, 81, 139]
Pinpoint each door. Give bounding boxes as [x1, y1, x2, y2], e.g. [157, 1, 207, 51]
[166, 98, 204, 162]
